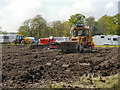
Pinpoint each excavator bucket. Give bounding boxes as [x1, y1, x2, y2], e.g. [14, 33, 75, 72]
[58, 41, 78, 50]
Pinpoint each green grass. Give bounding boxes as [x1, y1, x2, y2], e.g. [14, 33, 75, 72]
[47, 74, 119, 88]
[0, 43, 11, 45]
[0, 43, 36, 46]
[95, 45, 120, 48]
[71, 74, 119, 88]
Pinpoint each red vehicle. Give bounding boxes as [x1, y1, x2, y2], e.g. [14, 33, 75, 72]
[39, 37, 57, 49]
[40, 38, 55, 45]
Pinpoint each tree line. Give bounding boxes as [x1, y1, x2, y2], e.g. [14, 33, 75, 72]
[17, 13, 120, 39]
[0, 27, 9, 34]
[17, 15, 71, 39]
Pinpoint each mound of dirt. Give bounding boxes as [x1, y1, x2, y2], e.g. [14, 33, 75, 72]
[2, 45, 120, 88]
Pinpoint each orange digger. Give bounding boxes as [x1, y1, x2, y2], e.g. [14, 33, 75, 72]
[58, 25, 94, 52]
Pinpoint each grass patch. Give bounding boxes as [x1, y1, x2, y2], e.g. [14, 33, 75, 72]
[47, 74, 119, 88]
[95, 45, 120, 48]
[72, 74, 119, 88]
[49, 83, 65, 88]
[0, 43, 36, 46]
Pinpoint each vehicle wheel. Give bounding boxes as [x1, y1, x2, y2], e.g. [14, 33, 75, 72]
[11, 41, 13, 45]
[78, 44, 83, 53]
[66, 49, 70, 53]
[11, 41, 16, 45]
[21, 40, 25, 45]
[89, 46, 93, 51]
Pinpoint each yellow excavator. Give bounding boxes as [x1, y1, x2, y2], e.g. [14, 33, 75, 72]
[58, 25, 94, 52]
[11, 35, 29, 45]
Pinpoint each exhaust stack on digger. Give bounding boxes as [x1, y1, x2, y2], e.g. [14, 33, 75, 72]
[58, 25, 94, 52]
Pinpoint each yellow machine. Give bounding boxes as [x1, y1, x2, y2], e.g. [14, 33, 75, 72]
[11, 35, 29, 45]
[58, 25, 94, 52]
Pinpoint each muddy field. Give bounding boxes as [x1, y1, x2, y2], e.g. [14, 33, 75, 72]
[2, 45, 120, 88]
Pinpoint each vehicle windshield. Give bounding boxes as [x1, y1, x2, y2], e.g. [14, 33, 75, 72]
[78, 30, 83, 36]
[16, 36, 19, 39]
[21, 36, 24, 39]
[16, 36, 24, 39]
[73, 30, 83, 37]
[73, 30, 77, 37]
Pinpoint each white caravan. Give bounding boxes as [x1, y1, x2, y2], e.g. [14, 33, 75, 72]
[0, 34, 10, 43]
[0, 34, 17, 44]
[54, 37, 69, 43]
[93, 35, 120, 45]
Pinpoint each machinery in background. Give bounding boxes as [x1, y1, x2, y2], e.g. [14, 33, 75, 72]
[11, 35, 30, 45]
[38, 36, 57, 49]
[25, 37, 35, 44]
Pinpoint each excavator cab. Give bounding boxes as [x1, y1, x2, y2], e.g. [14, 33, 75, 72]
[73, 26, 86, 37]
[69, 25, 91, 45]
[15, 35, 24, 44]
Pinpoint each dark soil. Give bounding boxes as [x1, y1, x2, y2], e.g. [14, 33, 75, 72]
[2, 45, 119, 88]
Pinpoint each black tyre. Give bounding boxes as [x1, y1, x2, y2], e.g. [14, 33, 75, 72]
[21, 40, 25, 45]
[78, 45, 84, 53]
[89, 46, 93, 51]
[11, 41, 15, 45]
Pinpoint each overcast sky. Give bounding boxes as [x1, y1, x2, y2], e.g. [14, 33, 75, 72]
[0, 0, 119, 32]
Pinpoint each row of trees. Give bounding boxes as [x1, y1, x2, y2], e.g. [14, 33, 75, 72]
[68, 13, 119, 35]
[17, 13, 120, 39]
[0, 26, 9, 34]
[96, 14, 119, 35]
[17, 15, 71, 39]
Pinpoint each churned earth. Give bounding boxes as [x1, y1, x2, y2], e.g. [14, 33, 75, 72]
[2, 45, 119, 88]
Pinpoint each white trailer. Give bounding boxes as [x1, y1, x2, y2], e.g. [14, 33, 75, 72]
[54, 37, 69, 43]
[0, 34, 10, 43]
[0, 34, 17, 44]
[93, 35, 120, 45]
